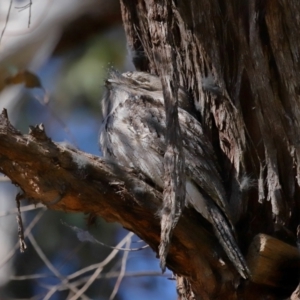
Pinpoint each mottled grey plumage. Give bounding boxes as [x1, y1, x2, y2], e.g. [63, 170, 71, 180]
[99, 70, 250, 279]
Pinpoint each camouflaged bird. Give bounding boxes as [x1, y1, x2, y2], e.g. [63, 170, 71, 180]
[99, 70, 250, 279]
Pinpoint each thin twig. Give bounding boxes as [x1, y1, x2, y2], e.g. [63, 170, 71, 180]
[10, 270, 170, 281]
[15, 0, 32, 27]
[10, 273, 50, 280]
[109, 236, 131, 299]
[27, 232, 90, 300]
[28, 0, 32, 27]
[0, 0, 12, 44]
[0, 209, 45, 269]
[62, 221, 148, 251]
[0, 203, 44, 217]
[68, 232, 134, 300]
[70, 263, 103, 300]
[15, 194, 27, 252]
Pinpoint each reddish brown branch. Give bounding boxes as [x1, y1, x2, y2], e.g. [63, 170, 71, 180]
[0, 109, 244, 298]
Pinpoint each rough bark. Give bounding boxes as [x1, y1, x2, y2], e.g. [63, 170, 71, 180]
[119, 0, 300, 298]
[144, 0, 187, 273]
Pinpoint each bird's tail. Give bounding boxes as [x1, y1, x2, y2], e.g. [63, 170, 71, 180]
[209, 205, 251, 279]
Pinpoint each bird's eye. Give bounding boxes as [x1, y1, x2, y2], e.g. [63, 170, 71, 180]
[136, 76, 148, 83]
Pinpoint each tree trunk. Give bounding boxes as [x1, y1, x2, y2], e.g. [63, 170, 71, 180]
[119, 0, 300, 298]
[0, 0, 300, 299]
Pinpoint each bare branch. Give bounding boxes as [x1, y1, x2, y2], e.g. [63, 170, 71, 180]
[28, 232, 90, 300]
[0, 108, 249, 297]
[0, 209, 45, 269]
[109, 235, 131, 300]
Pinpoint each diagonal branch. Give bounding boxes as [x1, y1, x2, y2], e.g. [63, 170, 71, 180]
[0, 108, 245, 298]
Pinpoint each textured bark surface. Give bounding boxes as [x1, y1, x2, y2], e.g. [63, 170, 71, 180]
[136, 1, 187, 273]
[119, 0, 300, 298]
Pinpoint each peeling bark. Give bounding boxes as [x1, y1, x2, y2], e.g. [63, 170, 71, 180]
[119, 0, 300, 298]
